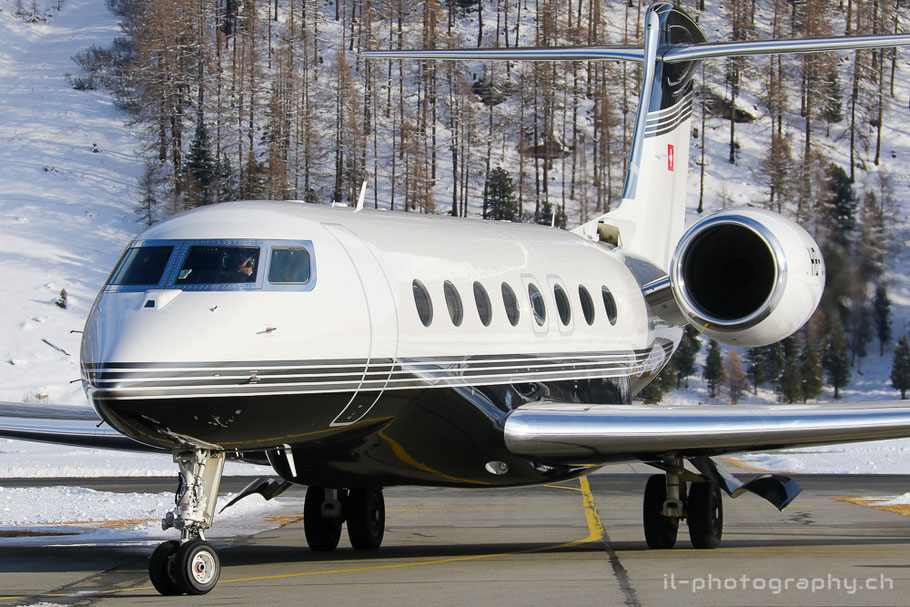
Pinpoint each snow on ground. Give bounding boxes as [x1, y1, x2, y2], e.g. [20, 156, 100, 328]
[0, 439, 264, 477]
[0, 485, 306, 546]
[731, 439, 910, 474]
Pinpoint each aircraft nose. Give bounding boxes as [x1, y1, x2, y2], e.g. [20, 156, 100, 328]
[80, 292, 213, 392]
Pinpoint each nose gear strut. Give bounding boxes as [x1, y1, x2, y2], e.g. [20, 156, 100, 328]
[149, 449, 225, 595]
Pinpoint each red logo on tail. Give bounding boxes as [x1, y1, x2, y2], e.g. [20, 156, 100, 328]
[668, 144, 675, 171]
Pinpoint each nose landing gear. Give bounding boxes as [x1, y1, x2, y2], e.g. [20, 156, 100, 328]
[149, 449, 225, 596]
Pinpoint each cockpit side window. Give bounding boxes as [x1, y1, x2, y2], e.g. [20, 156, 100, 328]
[174, 245, 261, 285]
[268, 248, 312, 284]
[108, 246, 174, 287]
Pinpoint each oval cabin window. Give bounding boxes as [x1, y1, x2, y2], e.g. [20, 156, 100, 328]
[443, 281, 463, 327]
[501, 283, 520, 327]
[602, 286, 618, 325]
[579, 285, 595, 325]
[528, 283, 546, 326]
[553, 284, 571, 326]
[473, 282, 493, 327]
[413, 280, 433, 327]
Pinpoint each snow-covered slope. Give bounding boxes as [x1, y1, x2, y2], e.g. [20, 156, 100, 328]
[0, 0, 142, 406]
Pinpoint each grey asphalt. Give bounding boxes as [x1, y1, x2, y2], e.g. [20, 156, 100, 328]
[2, 469, 910, 606]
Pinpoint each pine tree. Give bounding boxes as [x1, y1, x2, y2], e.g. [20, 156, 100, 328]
[874, 283, 892, 356]
[534, 198, 567, 228]
[483, 166, 520, 221]
[822, 69, 844, 130]
[850, 295, 871, 371]
[756, 132, 794, 212]
[186, 120, 217, 206]
[638, 379, 664, 404]
[745, 347, 765, 395]
[703, 339, 725, 399]
[214, 154, 236, 204]
[724, 350, 748, 404]
[822, 163, 858, 248]
[776, 349, 803, 403]
[659, 358, 678, 393]
[801, 342, 824, 401]
[674, 326, 701, 388]
[761, 342, 786, 386]
[891, 336, 910, 399]
[859, 191, 887, 281]
[824, 316, 851, 399]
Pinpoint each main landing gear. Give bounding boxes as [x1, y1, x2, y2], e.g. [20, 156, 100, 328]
[642, 457, 723, 550]
[304, 486, 386, 552]
[149, 449, 225, 596]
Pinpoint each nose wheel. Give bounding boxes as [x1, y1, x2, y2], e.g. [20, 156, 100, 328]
[149, 539, 221, 596]
[150, 448, 225, 595]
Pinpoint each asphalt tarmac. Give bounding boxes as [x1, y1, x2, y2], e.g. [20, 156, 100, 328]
[2, 470, 910, 606]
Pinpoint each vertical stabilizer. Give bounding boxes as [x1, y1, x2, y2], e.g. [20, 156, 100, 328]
[573, 3, 705, 272]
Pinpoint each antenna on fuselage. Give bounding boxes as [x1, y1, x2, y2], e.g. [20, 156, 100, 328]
[355, 180, 367, 213]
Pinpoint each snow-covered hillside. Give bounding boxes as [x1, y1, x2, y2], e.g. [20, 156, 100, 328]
[3, 0, 910, 475]
[0, 0, 142, 405]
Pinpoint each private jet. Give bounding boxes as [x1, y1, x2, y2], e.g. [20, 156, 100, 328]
[5, 1, 910, 596]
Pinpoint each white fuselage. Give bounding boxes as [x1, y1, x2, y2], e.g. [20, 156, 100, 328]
[80, 201, 679, 485]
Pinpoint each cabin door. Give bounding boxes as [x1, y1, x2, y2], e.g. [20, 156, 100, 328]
[322, 223, 399, 426]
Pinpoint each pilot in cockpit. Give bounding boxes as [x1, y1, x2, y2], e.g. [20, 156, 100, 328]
[235, 255, 256, 282]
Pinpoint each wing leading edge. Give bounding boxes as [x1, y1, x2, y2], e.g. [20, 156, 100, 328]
[503, 401, 910, 464]
[0, 401, 161, 452]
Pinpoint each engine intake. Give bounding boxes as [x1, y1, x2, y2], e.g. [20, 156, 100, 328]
[669, 208, 825, 347]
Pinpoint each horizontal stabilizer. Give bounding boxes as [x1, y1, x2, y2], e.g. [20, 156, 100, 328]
[504, 401, 910, 465]
[663, 34, 910, 63]
[361, 46, 644, 62]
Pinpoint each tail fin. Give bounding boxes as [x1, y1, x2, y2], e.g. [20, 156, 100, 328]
[363, 1, 910, 272]
[573, 3, 704, 272]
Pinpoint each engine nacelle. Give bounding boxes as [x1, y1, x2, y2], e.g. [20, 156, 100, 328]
[669, 208, 825, 347]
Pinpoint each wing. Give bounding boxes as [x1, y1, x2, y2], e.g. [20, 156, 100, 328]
[0, 401, 162, 452]
[504, 401, 910, 464]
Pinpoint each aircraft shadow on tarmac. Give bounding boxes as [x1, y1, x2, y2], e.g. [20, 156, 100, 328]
[4, 533, 910, 575]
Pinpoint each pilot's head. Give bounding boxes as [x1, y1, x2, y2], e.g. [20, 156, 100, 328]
[238, 256, 254, 277]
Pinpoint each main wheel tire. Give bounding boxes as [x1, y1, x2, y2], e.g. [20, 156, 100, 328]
[346, 487, 385, 551]
[173, 540, 220, 595]
[687, 482, 723, 549]
[149, 540, 181, 595]
[643, 474, 679, 549]
[304, 486, 342, 552]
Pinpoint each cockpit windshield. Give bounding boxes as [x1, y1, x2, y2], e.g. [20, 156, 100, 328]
[104, 239, 315, 292]
[268, 247, 311, 284]
[174, 245, 261, 285]
[108, 246, 174, 287]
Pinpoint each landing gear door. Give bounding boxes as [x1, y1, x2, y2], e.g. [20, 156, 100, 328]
[322, 223, 399, 426]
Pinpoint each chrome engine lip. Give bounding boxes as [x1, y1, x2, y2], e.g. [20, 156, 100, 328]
[670, 213, 788, 332]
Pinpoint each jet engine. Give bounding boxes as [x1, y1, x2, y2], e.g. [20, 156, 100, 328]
[668, 208, 825, 347]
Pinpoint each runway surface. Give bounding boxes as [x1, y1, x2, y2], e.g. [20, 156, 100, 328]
[2, 471, 910, 606]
